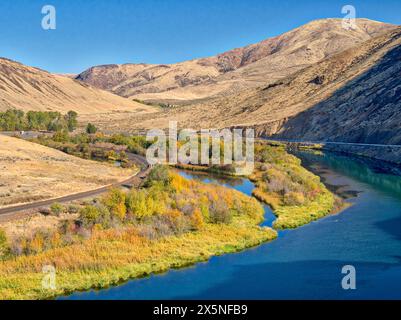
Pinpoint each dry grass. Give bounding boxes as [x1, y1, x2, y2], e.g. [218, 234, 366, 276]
[0, 212, 78, 239]
[78, 19, 394, 104]
[0, 136, 135, 208]
[0, 223, 276, 300]
[0, 58, 158, 114]
[80, 26, 401, 136]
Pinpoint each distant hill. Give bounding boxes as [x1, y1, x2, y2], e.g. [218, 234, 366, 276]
[76, 19, 395, 104]
[0, 58, 157, 114]
[2, 17, 399, 145]
[85, 25, 401, 146]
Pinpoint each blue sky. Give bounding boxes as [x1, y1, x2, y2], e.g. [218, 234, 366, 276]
[1, 0, 400, 73]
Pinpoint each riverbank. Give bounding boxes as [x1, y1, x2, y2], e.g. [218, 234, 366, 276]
[0, 169, 276, 300]
[174, 142, 343, 230]
[63, 150, 401, 300]
[250, 142, 343, 229]
[0, 143, 344, 299]
[282, 140, 401, 173]
[0, 220, 275, 300]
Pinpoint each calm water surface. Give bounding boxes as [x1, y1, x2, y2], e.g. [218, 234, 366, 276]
[63, 152, 401, 300]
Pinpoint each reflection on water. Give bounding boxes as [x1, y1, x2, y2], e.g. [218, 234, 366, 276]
[175, 170, 246, 188]
[296, 151, 401, 199]
[63, 153, 401, 300]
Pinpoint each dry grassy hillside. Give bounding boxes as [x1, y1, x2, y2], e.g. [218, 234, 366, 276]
[76, 19, 395, 103]
[275, 30, 401, 143]
[80, 26, 401, 145]
[0, 58, 157, 114]
[0, 135, 135, 208]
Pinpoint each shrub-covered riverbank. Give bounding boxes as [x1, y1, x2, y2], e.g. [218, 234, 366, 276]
[0, 167, 276, 300]
[172, 141, 342, 230]
[250, 142, 343, 229]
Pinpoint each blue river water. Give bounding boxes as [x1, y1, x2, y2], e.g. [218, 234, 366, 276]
[64, 152, 401, 300]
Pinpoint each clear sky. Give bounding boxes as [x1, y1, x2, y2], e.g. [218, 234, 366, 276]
[1, 0, 400, 73]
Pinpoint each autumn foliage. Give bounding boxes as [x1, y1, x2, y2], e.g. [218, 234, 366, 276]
[251, 142, 337, 229]
[0, 166, 275, 300]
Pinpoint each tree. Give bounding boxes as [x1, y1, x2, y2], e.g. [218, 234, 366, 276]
[102, 188, 127, 220]
[0, 109, 25, 131]
[65, 111, 78, 132]
[0, 109, 79, 132]
[126, 190, 150, 219]
[52, 130, 69, 143]
[47, 117, 66, 132]
[86, 123, 98, 134]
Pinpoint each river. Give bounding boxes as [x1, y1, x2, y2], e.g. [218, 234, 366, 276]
[63, 151, 401, 300]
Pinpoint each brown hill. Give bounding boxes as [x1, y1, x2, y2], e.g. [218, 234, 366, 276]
[76, 19, 395, 103]
[81, 25, 401, 146]
[273, 30, 401, 144]
[0, 58, 157, 114]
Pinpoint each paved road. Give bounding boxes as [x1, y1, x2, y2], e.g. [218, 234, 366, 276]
[0, 153, 149, 217]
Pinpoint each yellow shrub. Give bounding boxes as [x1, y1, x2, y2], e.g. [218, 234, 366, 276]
[191, 209, 204, 230]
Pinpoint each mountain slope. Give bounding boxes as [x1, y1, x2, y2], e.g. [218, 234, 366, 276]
[0, 58, 157, 114]
[274, 31, 401, 144]
[76, 19, 395, 103]
[83, 26, 401, 146]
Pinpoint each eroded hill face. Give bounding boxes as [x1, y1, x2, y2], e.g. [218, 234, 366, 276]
[81, 26, 401, 146]
[0, 58, 157, 114]
[76, 19, 395, 103]
[274, 31, 401, 144]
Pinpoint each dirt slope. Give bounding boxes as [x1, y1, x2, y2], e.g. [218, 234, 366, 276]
[0, 135, 135, 208]
[76, 19, 395, 103]
[80, 26, 401, 147]
[0, 58, 157, 114]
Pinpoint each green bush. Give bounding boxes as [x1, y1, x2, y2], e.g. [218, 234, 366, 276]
[102, 188, 127, 220]
[86, 123, 98, 134]
[79, 205, 101, 228]
[79, 205, 112, 229]
[144, 165, 171, 187]
[50, 203, 65, 216]
[126, 190, 148, 219]
[67, 204, 80, 214]
[52, 130, 69, 142]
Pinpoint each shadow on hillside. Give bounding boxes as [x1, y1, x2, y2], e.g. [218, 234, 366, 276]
[273, 39, 401, 144]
